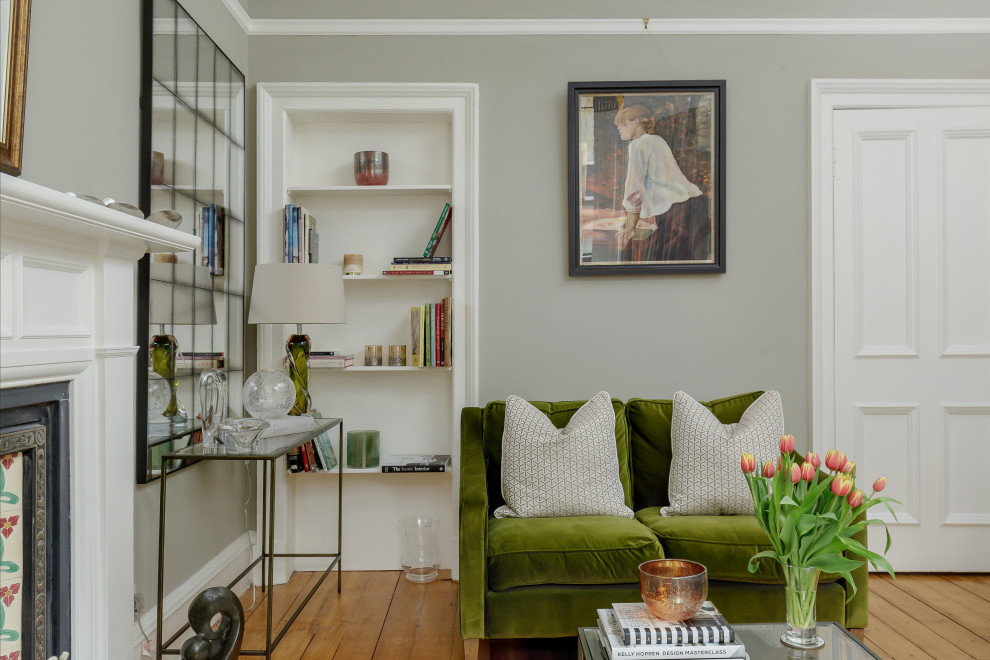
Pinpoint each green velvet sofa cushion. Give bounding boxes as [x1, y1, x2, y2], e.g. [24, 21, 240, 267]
[482, 398, 633, 512]
[626, 392, 765, 510]
[487, 515, 662, 591]
[635, 508, 842, 585]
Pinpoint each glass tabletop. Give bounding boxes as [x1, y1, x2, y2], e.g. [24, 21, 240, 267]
[579, 622, 880, 660]
[162, 416, 342, 461]
[734, 622, 881, 659]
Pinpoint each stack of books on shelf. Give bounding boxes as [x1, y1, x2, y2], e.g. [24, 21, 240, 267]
[177, 351, 224, 371]
[200, 203, 225, 275]
[409, 297, 451, 367]
[381, 454, 450, 473]
[283, 203, 320, 264]
[596, 602, 745, 659]
[308, 351, 355, 369]
[286, 421, 338, 474]
[380, 202, 452, 276]
[382, 256, 452, 276]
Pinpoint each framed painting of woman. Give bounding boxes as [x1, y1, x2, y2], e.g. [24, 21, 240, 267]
[568, 80, 725, 275]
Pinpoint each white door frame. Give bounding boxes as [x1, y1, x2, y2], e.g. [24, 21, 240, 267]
[809, 78, 990, 451]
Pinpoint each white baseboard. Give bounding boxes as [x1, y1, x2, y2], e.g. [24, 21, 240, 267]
[132, 532, 253, 658]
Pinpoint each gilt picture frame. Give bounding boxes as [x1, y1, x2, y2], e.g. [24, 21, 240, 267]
[0, 0, 31, 176]
[568, 80, 725, 275]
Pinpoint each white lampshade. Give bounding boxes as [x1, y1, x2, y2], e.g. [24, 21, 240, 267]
[248, 263, 346, 325]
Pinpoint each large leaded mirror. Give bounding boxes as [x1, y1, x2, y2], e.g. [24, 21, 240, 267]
[136, 0, 245, 483]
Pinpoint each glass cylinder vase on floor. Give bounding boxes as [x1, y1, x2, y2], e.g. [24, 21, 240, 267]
[286, 325, 310, 415]
[780, 563, 824, 650]
[150, 325, 185, 420]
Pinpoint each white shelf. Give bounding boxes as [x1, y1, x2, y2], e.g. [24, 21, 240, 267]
[311, 366, 452, 372]
[343, 274, 452, 281]
[287, 184, 451, 196]
[291, 467, 452, 475]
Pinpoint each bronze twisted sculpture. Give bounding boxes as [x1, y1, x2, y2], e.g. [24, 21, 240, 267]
[180, 586, 244, 660]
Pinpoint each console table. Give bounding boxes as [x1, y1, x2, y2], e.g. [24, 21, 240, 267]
[155, 417, 343, 659]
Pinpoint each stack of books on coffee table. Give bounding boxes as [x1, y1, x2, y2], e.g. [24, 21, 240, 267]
[596, 601, 746, 659]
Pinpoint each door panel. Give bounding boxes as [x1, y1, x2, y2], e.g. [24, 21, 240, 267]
[832, 106, 990, 571]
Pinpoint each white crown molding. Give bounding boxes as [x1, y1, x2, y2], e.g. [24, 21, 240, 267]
[219, 0, 253, 35]
[217, 8, 990, 37]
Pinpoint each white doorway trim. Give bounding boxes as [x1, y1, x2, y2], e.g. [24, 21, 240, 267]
[809, 78, 990, 451]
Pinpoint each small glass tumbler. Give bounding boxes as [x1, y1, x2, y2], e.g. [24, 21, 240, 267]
[365, 345, 382, 366]
[388, 345, 406, 366]
[343, 253, 363, 275]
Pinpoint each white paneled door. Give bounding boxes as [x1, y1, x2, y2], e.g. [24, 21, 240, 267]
[830, 106, 990, 571]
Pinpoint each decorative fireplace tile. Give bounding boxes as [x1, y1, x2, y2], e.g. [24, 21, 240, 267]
[0, 453, 20, 516]
[0, 451, 23, 657]
[0, 575, 23, 658]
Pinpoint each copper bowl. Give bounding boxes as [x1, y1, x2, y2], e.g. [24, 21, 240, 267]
[638, 559, 708, 621]
[354, 150, 389, 185]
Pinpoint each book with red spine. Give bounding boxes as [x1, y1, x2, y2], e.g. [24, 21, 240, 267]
[422, 203, 451, 257]
[425, 205, 452, 258]
[307, 441, 322, 471]
[443, 296, 451, 367]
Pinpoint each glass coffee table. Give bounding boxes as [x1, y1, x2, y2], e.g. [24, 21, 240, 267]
[578, 622, 881, 659]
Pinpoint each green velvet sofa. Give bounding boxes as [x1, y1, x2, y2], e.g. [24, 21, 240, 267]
[459, 391, 868, 645]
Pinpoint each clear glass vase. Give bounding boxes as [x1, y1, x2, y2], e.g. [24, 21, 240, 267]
[400, 515, 440, 583]
[199, 369, 228, 448]
[780, 564, 825, 649]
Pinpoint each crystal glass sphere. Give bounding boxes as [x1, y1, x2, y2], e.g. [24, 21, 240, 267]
[148, 370, 170, 418]
[243, 369, 295, 419]
[219, 417, 270, 454]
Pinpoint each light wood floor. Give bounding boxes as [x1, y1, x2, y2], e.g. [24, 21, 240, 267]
[237, 572, 990, 659]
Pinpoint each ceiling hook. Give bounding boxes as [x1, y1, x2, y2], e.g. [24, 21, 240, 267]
[643, 18, 650, 30]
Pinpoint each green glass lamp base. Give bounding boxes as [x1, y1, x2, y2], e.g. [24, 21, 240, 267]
[150, 333, 186, 420]
[286, 333, 311, 416]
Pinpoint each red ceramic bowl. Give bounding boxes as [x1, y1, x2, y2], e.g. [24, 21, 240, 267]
[354, 150, 389, 185]
[638, 559, 708, 621]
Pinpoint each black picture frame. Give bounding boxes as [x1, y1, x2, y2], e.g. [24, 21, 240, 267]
[568, 80, 725, 275]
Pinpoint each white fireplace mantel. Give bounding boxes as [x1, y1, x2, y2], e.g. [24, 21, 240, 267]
[0, 174, 198, 659]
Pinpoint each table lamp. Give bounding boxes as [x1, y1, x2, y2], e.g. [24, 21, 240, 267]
[149, 264, 218, 421]
[248, 263, 347, 415]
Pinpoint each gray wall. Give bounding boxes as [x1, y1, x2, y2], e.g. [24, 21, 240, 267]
[249, 32, 990, 449]
[16, 0, 250, 620]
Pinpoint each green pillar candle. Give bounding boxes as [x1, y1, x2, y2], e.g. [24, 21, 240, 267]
[346, 430, 380, 468]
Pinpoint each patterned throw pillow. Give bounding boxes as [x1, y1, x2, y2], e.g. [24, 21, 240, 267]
[494, 391, 634, 519]
[661, 390, 784, 516]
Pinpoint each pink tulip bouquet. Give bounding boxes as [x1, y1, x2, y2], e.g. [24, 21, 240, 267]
[740, 436, 898, 590]
[740, 435, 899, 647]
